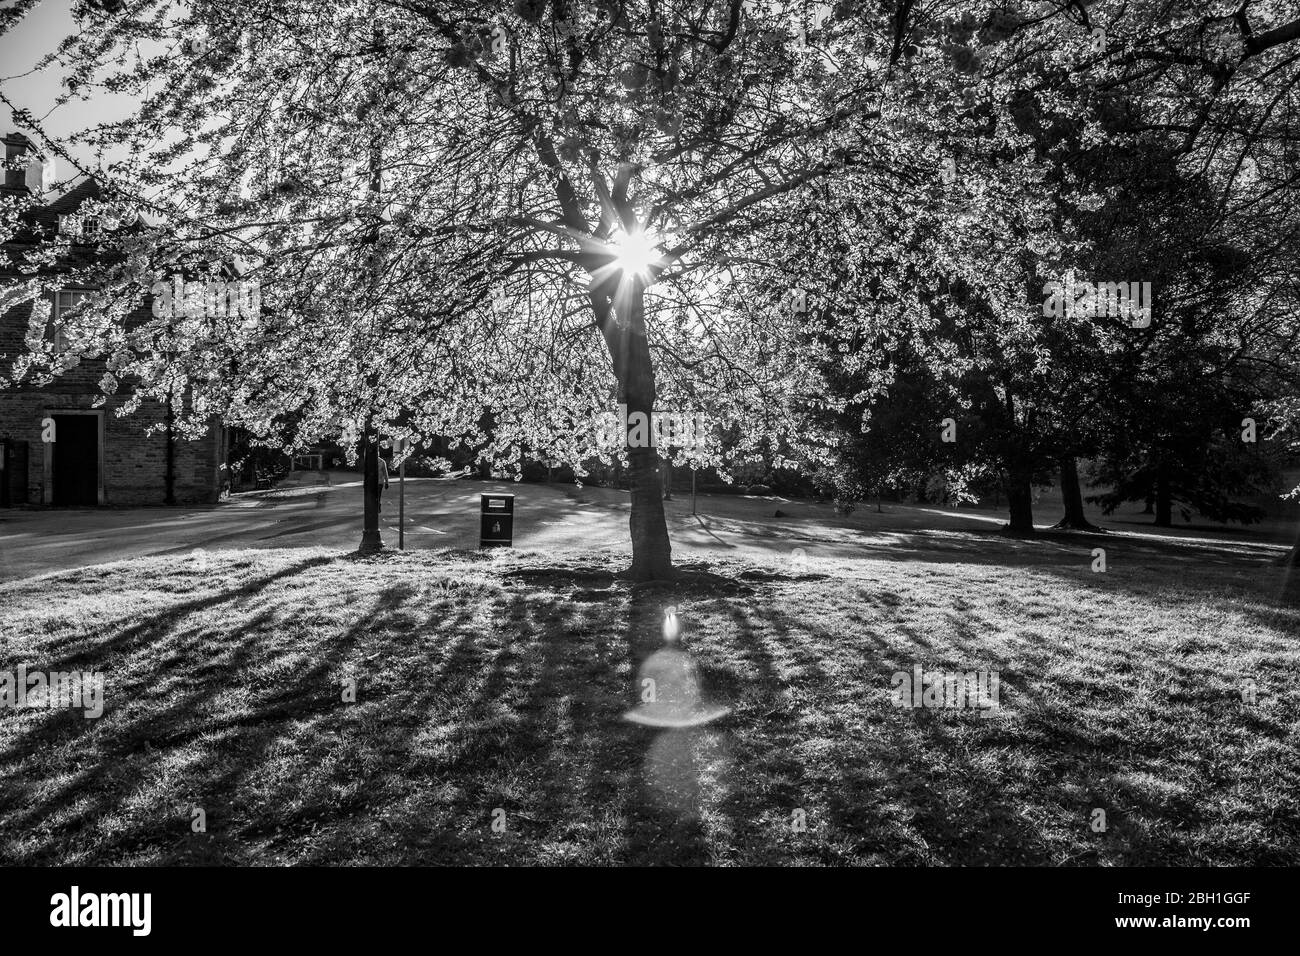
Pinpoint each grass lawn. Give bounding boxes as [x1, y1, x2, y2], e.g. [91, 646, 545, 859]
[2, 533, 1298, 865]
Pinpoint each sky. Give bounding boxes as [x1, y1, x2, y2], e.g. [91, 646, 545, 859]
[0, 0, 139, 181]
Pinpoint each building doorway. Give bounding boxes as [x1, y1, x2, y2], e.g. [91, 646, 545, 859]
[50, 413, 100, 506]
[0, 440, 29, 506]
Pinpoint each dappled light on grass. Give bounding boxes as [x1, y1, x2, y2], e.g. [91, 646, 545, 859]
[0, 539, 1297, 864]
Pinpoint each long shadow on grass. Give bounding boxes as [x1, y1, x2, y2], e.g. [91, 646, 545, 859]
[379, 567, 737, 865]
[715, 597, 1297, 865]
[706, 598, 1048, 863]
[0, 553, 335, 773]
[269, 567, 637, 865]
[718, 599, 1094, 864]
[180, 580, 432, 862]
[708, 600, 833, 863]
[383, 577, 710, 865]
[230, 579, 491, 865]
[0, 558, 484, 863]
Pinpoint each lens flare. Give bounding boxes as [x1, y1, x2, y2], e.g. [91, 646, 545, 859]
[663, 605, 679, 643]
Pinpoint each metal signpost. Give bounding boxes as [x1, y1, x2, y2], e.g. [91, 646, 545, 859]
[394, 437, 409, 550]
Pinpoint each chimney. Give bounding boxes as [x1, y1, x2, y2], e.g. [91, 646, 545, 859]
[2, 132, 50, 200]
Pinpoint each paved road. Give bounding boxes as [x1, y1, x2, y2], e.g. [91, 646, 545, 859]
[0, 477, 875, 581]
[0, 476, 1294, 583]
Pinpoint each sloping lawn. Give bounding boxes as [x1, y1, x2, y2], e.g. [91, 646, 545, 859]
[1, 536, 1298, 865]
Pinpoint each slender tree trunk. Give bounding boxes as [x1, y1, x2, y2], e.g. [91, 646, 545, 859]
[999, 386, 1034, 533]
[358, 61, 384, 555]
[1053, 455, 1100, 530]
[1154, 462, 1172, 527]
[358, 419, 382, 553]
[1005, 458, 1035, 534]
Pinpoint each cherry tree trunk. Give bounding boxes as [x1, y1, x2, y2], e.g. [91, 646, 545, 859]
[610, 286, 673, 581]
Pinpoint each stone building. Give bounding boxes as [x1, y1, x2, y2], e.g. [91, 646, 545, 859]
[0, 132, 226, 507]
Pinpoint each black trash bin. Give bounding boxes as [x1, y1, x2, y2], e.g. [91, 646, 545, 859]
[480, 492, 514, 548]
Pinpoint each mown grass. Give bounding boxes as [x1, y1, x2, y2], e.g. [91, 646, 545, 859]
[1, 534, 1298, 865]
